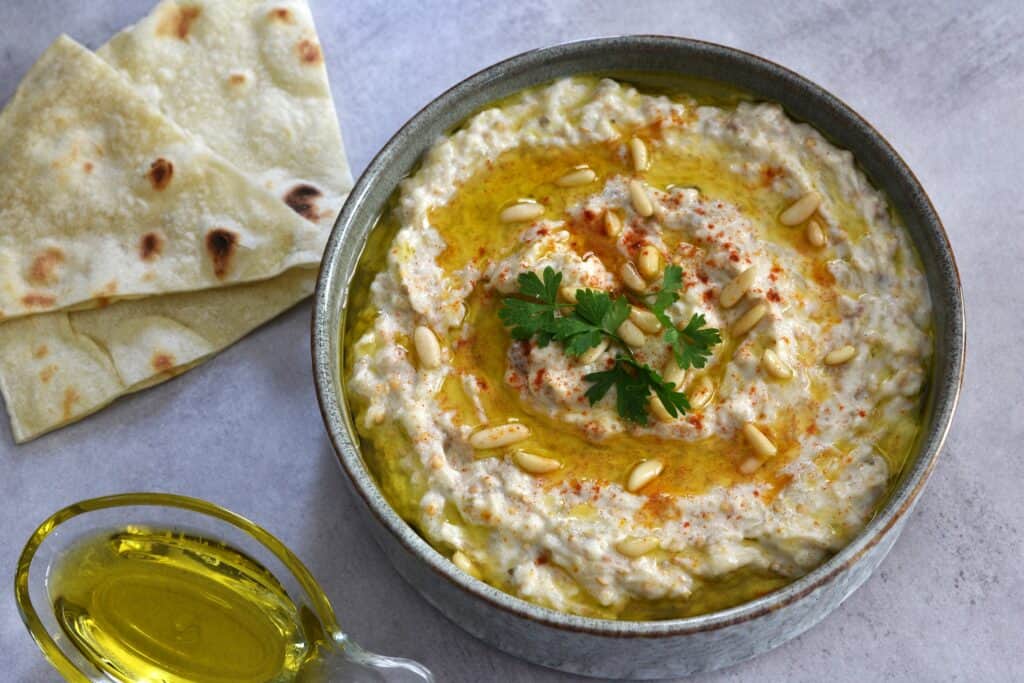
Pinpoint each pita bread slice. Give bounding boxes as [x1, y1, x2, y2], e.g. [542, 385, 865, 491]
[0, 35, 325, 321]
[0, 268, 315, 442]
[99, 0, 353, 231]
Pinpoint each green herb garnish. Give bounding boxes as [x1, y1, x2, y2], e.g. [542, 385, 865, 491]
[498, 265, 721, 424]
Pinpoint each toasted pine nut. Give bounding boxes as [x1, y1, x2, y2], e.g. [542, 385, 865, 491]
[662, 361, 687, 390]
[414, 325, 441, 369]
[761, 348, 793, 380]
[687, 376, 714, 409]
[617, 320, 646, 348]
[629, 306, 663, 334]
[559, 285, 579, 303]
[731, 303, 768, 337]
[629, 179, 654, 217]
[629, 138, 649, 172]
[452, 550, 481, 579]
[556, 166, 597, 187]
[512, 450, 561, 474]
[604, 210, 623, 237]
[637, 245, 661, 280]
[649, 396, 677, 423]
[738, 457, 763, 475]
[616, 536, 659, 557]
[806, 218, 827, 247]
[627, 459, 664, 492]
[824, 345, 857, 366]
[779, 191, 821, 226]
[469, 423, 531, 449]
[719, 267, 756, 309]
[620, 262, 648, 292]
[500, 201, 544, 223]
[578, 338, 608, 364]
[743, 423, 778, 458]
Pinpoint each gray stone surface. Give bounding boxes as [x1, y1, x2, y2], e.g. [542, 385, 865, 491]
[0, 1, 1019, 680]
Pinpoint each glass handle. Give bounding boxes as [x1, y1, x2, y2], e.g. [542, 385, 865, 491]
[304, 633, 434, 683]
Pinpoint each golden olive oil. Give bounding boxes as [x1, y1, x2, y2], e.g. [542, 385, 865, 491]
[48, 527, 328, 683]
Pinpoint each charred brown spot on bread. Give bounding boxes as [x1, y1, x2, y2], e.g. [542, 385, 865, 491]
[269, 7, 294, 22]
[62, 387, 80, 419]
[296, 39, 322, 65]
[228, 72, 247, 86]
[83, 161, 94, 173]
[157, 3, 201, 40]
[283, 184, 322, 221]
[147, 158, 174, 190]
[151, 352, 175, 372]
[140, 232, 164, 261]
[28, 248, 65, 285]
[206, 228, 239, 279]
[33, 345, 48, 359]
[39, 365, 58, 384]
[22, 293, 56, 308]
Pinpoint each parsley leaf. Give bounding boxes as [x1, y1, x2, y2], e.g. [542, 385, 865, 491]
[647, 265, 721, 369]
[669, 312, 723, 369]
[584, 357, 690, 425]
[498, 265, 717, 424]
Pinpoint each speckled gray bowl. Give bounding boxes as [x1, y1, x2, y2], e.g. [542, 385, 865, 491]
[312, 36, 964, 679]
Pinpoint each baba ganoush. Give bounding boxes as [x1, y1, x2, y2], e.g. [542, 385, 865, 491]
[345, 77, 932, 619]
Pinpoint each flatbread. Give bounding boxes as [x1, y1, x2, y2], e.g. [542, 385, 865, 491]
[0, 268, 315, 442]
[0, 2, 351, 442]
[99, 0, 353, 231]
[0, 35, 325, 320]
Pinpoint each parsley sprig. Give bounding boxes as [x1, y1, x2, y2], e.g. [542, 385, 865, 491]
[498, 264, 721, 425]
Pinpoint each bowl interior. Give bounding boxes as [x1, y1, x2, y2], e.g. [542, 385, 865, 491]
[312, 36, 964, 634]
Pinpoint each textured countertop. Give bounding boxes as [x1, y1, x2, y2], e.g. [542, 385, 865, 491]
[1, 1, 1020, 681]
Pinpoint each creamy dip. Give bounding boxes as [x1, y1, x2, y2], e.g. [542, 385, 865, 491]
[346, 77, 932, 619]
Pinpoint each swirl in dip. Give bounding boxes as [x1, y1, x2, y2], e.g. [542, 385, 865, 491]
[345, 77, 932, 619]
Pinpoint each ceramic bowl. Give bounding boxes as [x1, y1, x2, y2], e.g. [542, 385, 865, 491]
[312, 36, 964, 679]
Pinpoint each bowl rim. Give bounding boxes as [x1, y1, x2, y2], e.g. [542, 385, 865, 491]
[312, 35, 965, 637]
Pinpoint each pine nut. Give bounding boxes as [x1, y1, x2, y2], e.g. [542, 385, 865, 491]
[649, 395, 677, 423]
[779, 191, 821, 226]
[512, 450, 561, 474]
[604, 210, 623, 237]
[824, 345, 857, 366]
[578, 338, 608, 364]
[731, 303, 768, 337]
[616, 536, 659, 557]
[629, 180, 654, 217]
[761, 348, 793, 380]
[469, 423, 531, 449]
[559, 285, 579, 303]
[617, 320, 646, 348]
[414, 325, 441, 369]
[556, 166, 597, 187]
[738, 457, 763, 475]
[627, 459, 664, 492]
[500, 201, 544, 223]
[806, 218, 827, 247]
[629, 306, 663, 334]
[620, 262, 648, 292]
[719, 267, 756, 309]
[688, 376, 714, 409]
[629, 138, 650, 172]
[637, 245, 661, 280]
[662, 361, 687, 390]
[742, 423, 778, 458]
[452, 550, 481, 579]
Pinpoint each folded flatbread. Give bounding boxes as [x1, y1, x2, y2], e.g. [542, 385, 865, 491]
[99, 0, 352, 232]
[0, 35, 325, 320]
[0, 0, 351, 442]
[0, 269, 315, 442]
